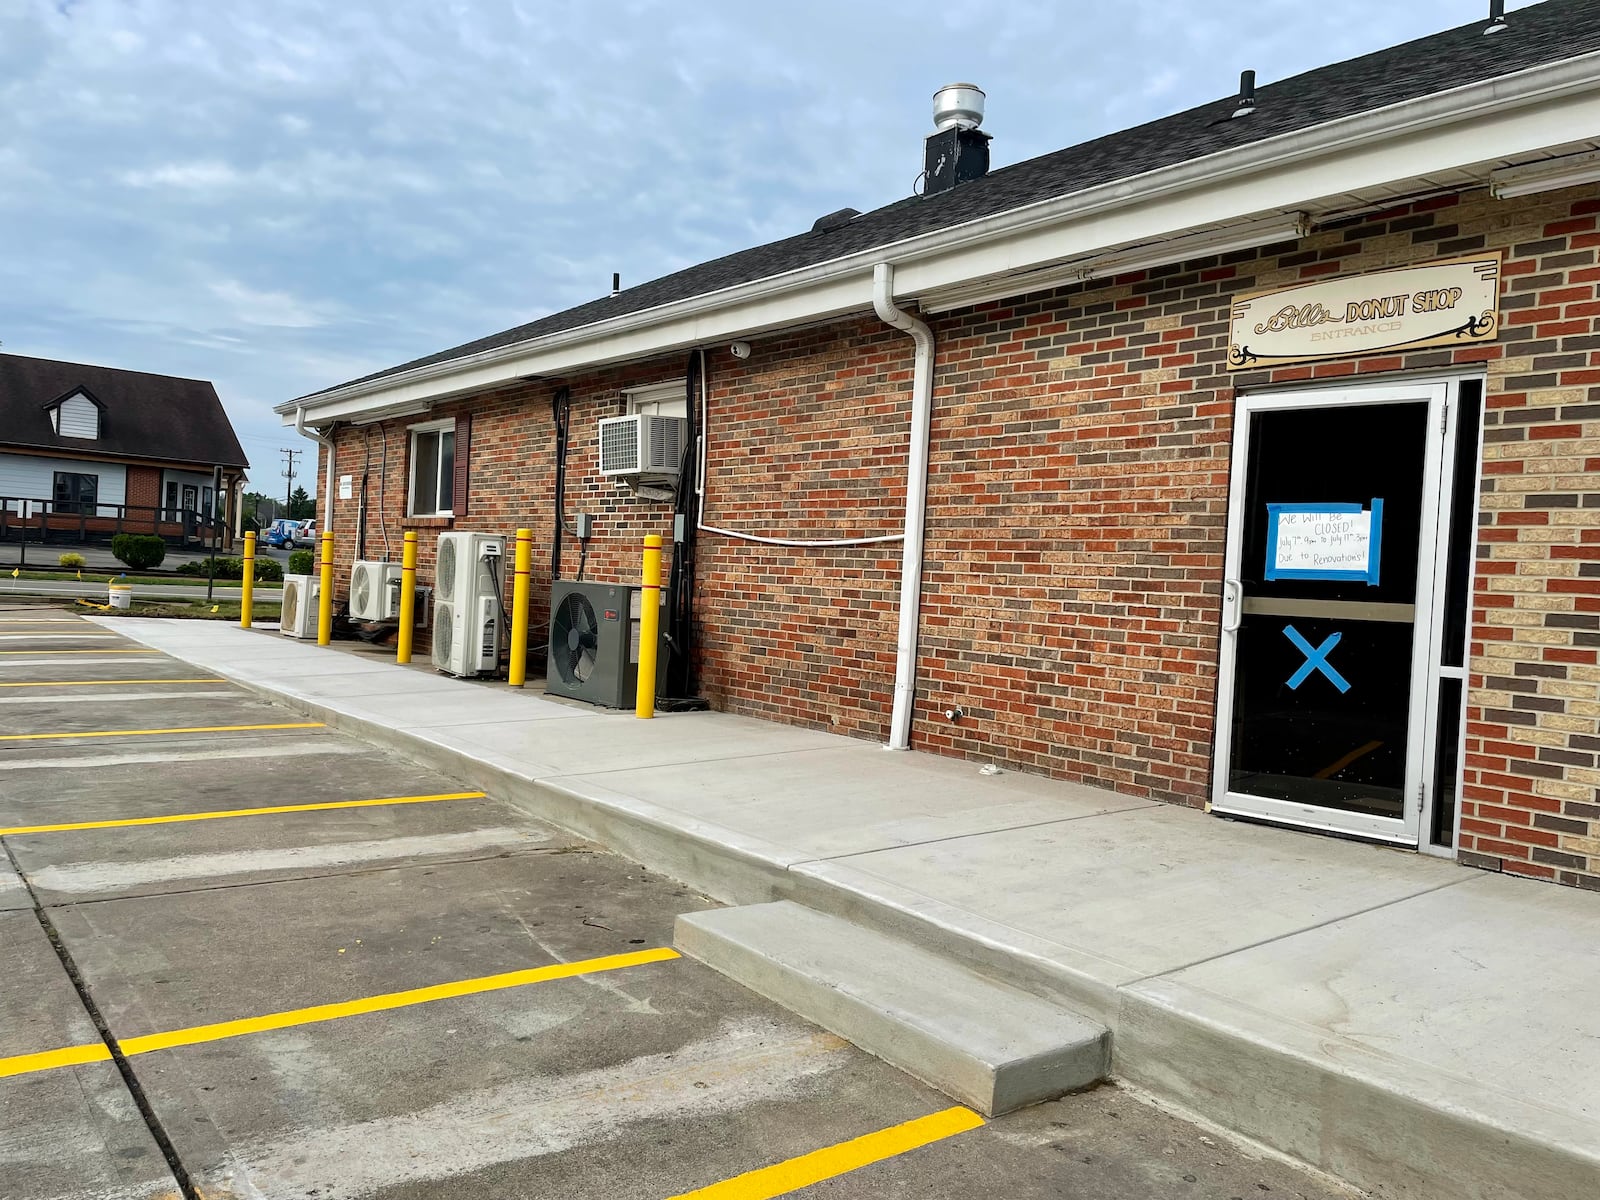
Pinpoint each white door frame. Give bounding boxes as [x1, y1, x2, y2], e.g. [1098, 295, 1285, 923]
[1213, 378, 1456, 847]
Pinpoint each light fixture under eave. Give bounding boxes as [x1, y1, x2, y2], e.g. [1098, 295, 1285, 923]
[1078, 215, 1309, 282]
[1490, 150, 1600, 200]
[916, 214, 1309, 314]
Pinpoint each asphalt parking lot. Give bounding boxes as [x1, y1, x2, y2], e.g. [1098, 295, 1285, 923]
[0, 605, 1362, 1200]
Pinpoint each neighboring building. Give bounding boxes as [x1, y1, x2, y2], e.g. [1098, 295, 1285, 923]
[280, 2, 1600, 889]
[0, 353, 249, 549]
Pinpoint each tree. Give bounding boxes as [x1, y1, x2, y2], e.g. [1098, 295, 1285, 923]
[288, 486, 316, 520]
[243, 491, 275, 530]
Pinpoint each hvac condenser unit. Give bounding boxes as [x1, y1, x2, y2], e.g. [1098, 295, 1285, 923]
[597, 413, 686, 478]
[349, 560, 404, 622]
[546, 579, 670, 708]
[279, 574, 321, 639]
[432, 532, 505, 677]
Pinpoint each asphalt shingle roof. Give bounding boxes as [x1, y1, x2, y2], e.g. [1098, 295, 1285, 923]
[319, 0, 1600, 398]
[0, 353, 249, 470]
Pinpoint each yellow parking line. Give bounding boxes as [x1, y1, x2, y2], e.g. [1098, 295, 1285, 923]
[0, 649, 157, 655]
[0, 790, 489, 836]
[0, 722, 325, 742]
[0, 1042, 114, 1079]
[664, 1106, 986, 1199]
[0, 678, 220, 688]
[1, 948, 679, 1080]
[119, 948, 680, 1056]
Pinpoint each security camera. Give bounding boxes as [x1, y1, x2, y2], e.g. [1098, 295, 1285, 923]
[729, 341, 752, 359]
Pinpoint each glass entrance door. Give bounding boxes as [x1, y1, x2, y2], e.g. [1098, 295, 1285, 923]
[1214, 382, 1450, 845]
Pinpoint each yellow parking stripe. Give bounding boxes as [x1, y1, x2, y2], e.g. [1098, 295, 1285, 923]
[0, 649, 157, 655]
[0, 722, 324, 742]
[664, 1106, 986, 1199]
[120, 948, 681, 1056]
[0, 678, 220, 688]
[0, 949, 679, 1080]
[0, 1042, 114, 1079]
[0, 790, 488, 836]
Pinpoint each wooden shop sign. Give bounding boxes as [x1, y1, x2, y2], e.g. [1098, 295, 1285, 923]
[1228, 253, 1501, 371]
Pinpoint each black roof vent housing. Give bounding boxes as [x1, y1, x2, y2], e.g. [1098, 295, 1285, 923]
[1232, 70, 1257, 119]
[812, 207, 861, 234]
[1485, 0, 1508, 35]
[922, 83, 991, 198]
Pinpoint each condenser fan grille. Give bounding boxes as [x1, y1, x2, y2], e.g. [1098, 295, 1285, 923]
[282, 582, 299, 628]
[432, 603, 454, 669]
[437, 538, 458, 598]
[551, 592, 599, 684]
[352, 567, 372, 613]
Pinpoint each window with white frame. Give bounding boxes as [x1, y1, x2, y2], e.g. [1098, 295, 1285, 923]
[623, 380, 688, 418]
[408, 418, 455, 516]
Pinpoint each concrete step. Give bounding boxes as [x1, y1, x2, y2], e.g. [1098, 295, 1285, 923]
[675, 900, 1109, 1116]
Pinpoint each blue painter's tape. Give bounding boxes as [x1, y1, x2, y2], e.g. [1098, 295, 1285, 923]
[1283, 624, 1352, 693]
[1263, 500, 1383, 586]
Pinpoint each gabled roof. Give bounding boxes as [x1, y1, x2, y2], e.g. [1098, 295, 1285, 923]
[304, 0, 1600, 402]
[0, 353, 249, 470]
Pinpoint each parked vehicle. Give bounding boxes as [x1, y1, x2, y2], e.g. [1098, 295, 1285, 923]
[294, 520, 318, 548]
[262, 519, 301, 549]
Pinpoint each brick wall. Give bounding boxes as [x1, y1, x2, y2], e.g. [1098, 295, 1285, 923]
[124, 465, 161, 511]
[318, 184, 1599, 889]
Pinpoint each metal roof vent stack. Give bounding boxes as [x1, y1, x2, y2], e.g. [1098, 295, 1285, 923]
[1232, 70, 1257, 119]
[610, 272, 621, 298]
[922, 83, 991, 197]
[1484, 0, 1508, 35]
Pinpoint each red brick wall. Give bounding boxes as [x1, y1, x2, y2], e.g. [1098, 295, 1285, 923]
[124, 465, 161, 511]
[319, 184, 1599, 889]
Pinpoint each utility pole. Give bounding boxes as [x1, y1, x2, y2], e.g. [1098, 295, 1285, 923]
[280, 447, 301, 517]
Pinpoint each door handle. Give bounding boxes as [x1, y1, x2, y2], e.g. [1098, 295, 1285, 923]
[1222, 579, 1243, 634]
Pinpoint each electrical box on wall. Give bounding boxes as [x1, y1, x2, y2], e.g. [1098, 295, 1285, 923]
[598, 414, 686, 478]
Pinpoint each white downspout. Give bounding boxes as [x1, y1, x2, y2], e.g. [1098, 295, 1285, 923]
[872, 262, 934, 752]
[295, 407, 336, 528]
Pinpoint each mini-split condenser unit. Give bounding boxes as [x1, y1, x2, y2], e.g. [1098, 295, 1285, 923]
[279, 574, 321, 639]
[350, 560, 404, 622]
[545, 580, 670, 708]
[597, 413, 687, 478]
[432, 532, 505, 677]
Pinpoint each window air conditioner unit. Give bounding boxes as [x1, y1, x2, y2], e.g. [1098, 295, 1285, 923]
[280, 574, 320, 639]
[432, 532, 505, 677]
[349, 560, 404, 622]
[545, 579, 671, 708]
[598, 413, 686, 478]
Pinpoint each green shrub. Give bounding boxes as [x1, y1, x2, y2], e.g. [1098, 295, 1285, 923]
[288, 549, 314, 575]
[58, 552, 86, 569]
[253, 558, 284, 582]
[110, 534, 166, 571]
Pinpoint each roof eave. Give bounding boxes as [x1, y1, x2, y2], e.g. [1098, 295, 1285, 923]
[282, 47, 1600, 426]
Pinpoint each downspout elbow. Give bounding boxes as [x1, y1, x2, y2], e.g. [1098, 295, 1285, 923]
[295, 407, 337, 529]
[872, 263, 935, 752]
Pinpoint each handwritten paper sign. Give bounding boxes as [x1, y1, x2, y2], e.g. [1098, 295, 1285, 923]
[1265, 501, 1384, 585]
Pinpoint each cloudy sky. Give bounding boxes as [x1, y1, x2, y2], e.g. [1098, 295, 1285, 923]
[1, 0, 1533, 490]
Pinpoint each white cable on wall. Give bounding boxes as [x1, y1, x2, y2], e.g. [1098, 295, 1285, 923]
[694, 348, 906, 549]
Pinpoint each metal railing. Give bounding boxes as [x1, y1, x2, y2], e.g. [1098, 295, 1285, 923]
[0, 497, 228, 552]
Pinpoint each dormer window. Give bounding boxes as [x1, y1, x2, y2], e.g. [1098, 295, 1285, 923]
[48, 389, 101, 440]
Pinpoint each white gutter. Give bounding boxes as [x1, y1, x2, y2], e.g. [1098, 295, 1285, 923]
[295, 407, 336, 529]
[872, 263, 934, 753]
[280, 50, 1600, 426]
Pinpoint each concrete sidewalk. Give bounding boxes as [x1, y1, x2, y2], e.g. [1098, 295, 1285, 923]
[91, 617, 1600, 1200]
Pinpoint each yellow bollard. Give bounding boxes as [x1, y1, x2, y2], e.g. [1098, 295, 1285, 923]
[397, 531, 418, 664]
[317, 530, 335, 646]
[508, 528, 532, 687]
[636, 534, 662, 719]
[240, 531, 256, 629]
